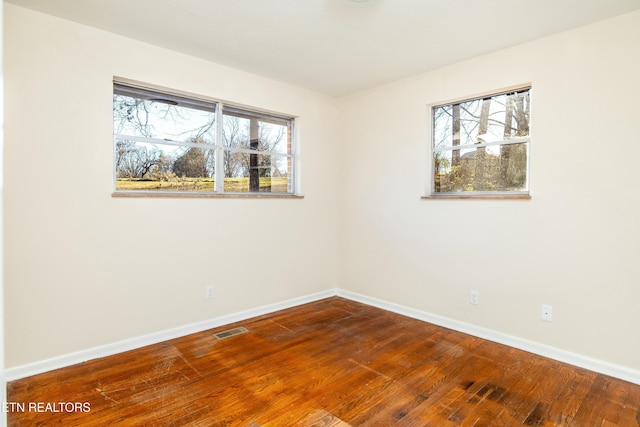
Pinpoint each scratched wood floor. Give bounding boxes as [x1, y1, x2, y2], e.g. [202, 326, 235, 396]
[7, 297, 640, 426]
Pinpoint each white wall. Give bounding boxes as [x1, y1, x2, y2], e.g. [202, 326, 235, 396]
[3, 4, 339, 367]
[337, 10, 640, 370]
[5, 3, 640, 376]
[1, 0, 6, 424]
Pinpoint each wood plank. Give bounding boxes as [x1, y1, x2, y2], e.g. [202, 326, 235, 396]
[6, 297, 640, 426]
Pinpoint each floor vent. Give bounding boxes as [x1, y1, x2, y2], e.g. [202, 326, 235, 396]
[214, 326, 249, 340]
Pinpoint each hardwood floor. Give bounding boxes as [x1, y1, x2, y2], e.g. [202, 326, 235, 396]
[7, 297, 640, 426]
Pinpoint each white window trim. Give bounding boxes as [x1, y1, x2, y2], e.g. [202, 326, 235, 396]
[427, 86, 532, 199]
[433, 136, 530, 153]
[113, 79, 298, 197]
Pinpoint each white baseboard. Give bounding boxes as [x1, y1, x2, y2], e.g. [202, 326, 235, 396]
[4, 289, 336, 382]
[5, 288, 640, 387]
[336, 289, 640, 386]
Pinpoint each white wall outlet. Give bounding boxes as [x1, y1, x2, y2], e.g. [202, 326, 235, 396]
[206, 285, 214, 299]
[470, 290, 479, 305]
[541, 304, 552, 322]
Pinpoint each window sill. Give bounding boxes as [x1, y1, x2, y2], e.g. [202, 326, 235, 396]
[112, 192, 304, 199]
[422, 194, 531, 200]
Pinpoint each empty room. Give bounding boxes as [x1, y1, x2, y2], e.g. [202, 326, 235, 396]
[2, 0, 640, 425]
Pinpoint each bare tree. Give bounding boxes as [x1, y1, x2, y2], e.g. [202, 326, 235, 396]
[499, 91, 530, 190]
[222, 115, 286, 189]
[115, 140, 161, 178]
[474, 97, 491, 190]
[222, 115, 247, 178]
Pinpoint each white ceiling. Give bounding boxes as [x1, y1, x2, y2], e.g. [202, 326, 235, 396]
[7, 0, 640, 96]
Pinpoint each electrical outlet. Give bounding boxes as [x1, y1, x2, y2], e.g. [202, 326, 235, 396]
[541, 304, 552, 322]
[470, 290, 479, 305]
[206, 285, 214, 299]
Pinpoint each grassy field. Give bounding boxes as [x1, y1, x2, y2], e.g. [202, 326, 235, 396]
[116, 177, 289, 193]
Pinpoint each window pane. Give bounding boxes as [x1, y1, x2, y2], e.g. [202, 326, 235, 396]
[113, 94, 216, 144]
[433, 143, 528, 193]
[433, 88, 530, 149]
[222, 112, 291, 154]
[431, 87, 530, 195]
[433, 105, 453, 149]
[223, 152, 291, 193]
[113, 82, 296, 196]
[115, 139, 215, 192]
[504, 91, 530, 138]
[459, 98, 483, 145]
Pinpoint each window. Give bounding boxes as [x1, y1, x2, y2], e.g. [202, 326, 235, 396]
[113, 81, 295, 195]
[431, 87, 530, 197]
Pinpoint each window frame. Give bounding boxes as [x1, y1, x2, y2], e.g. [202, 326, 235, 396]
[426, 86, 532, 199]
[112, 79, 298, 197]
